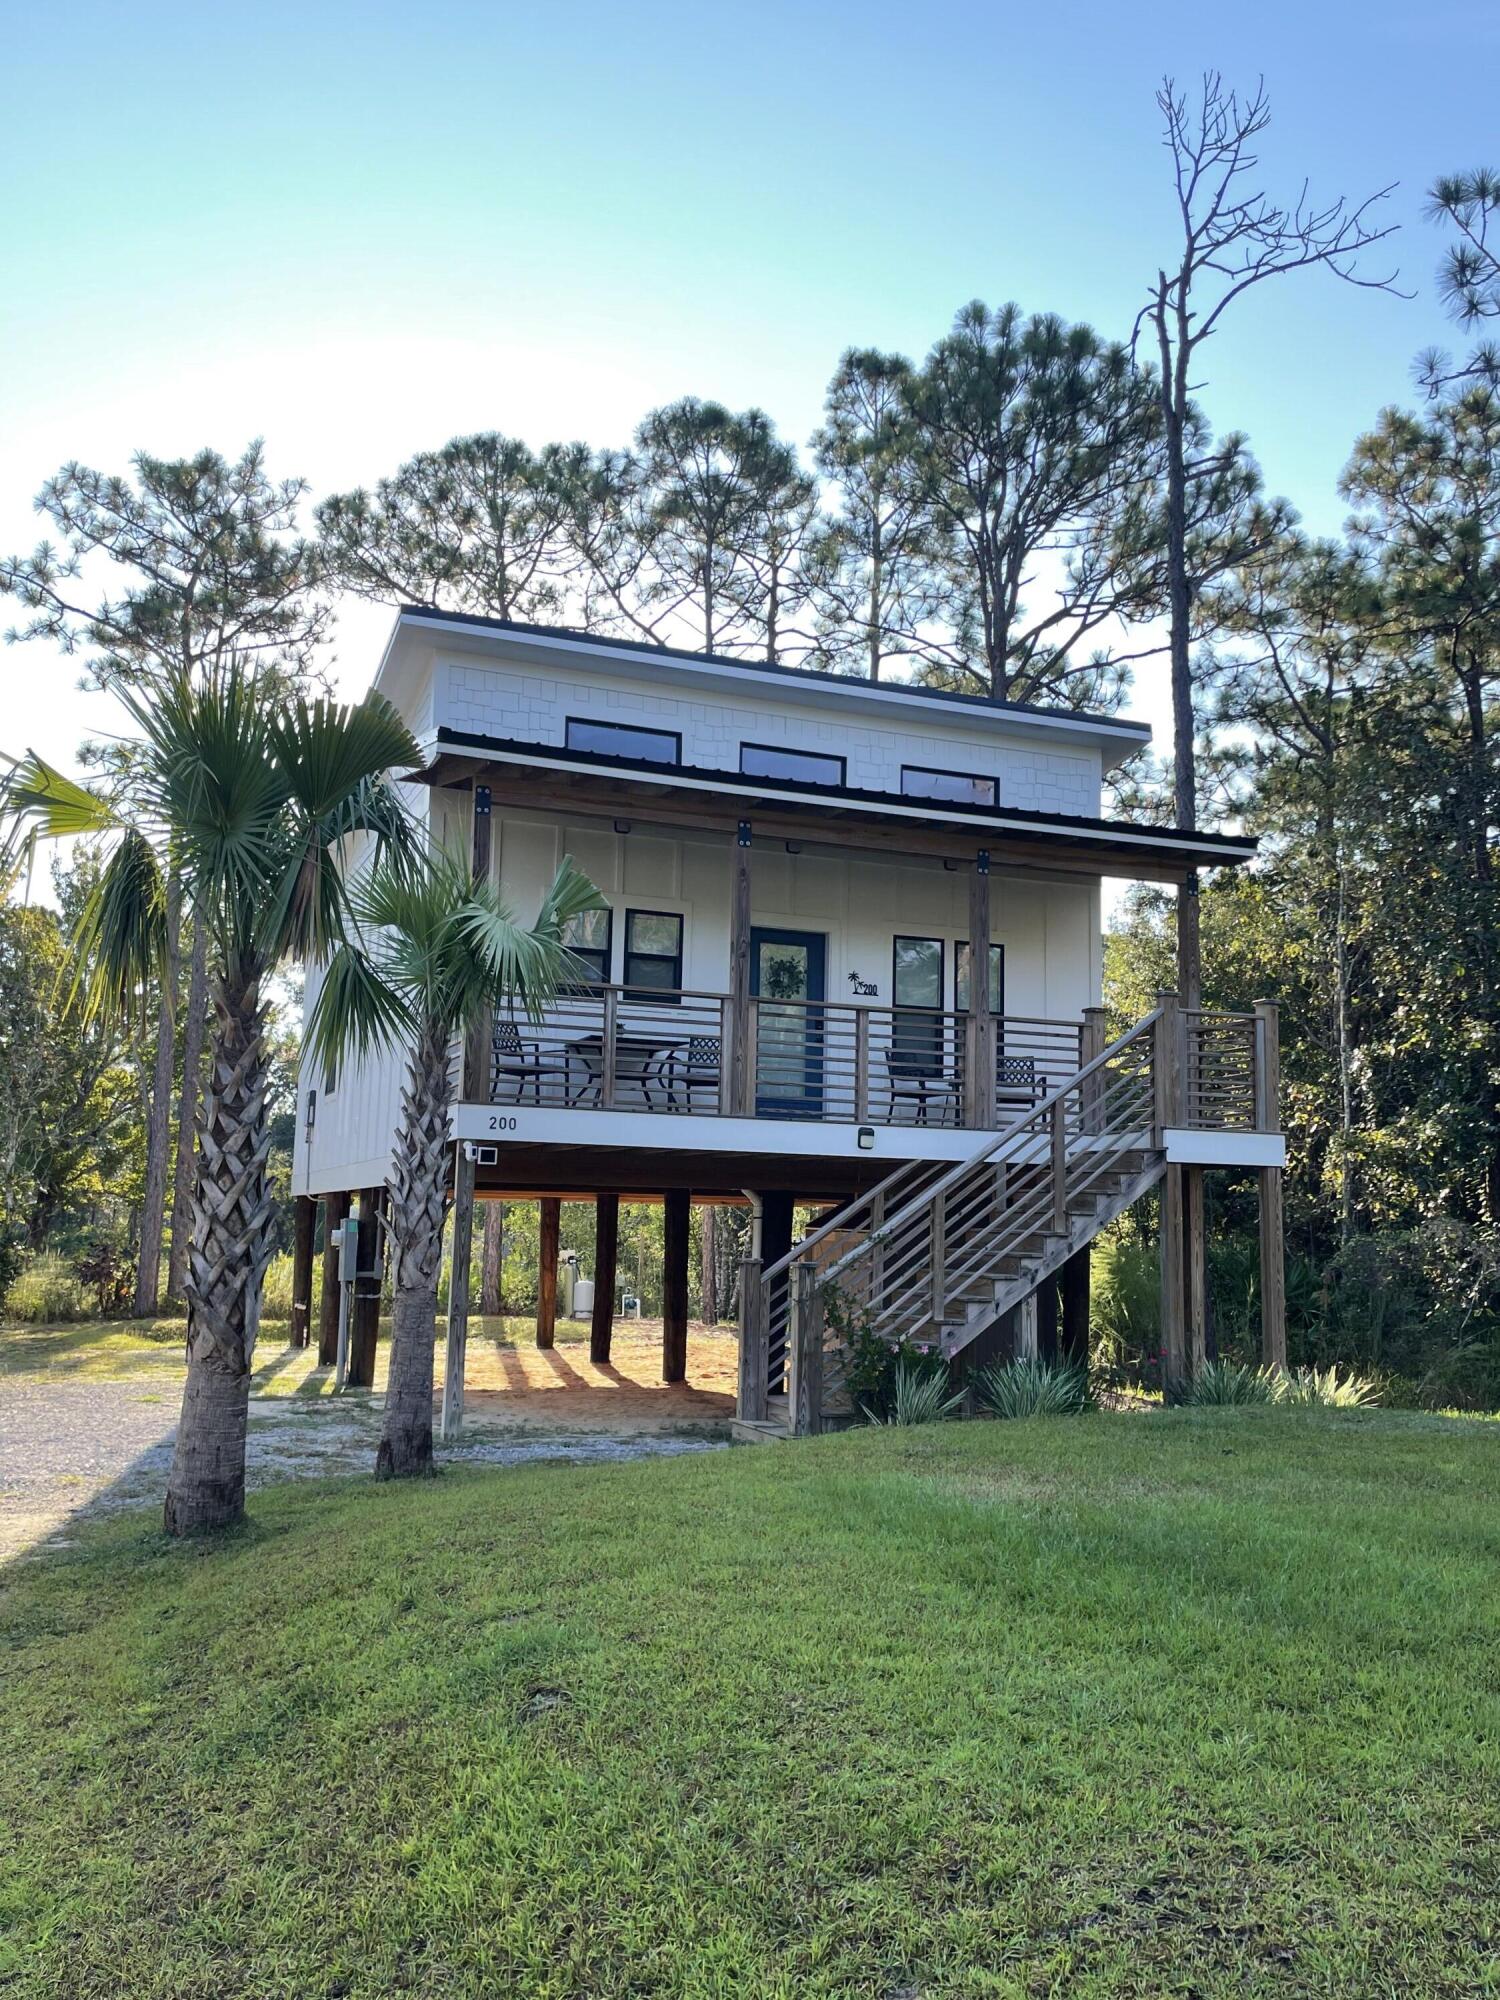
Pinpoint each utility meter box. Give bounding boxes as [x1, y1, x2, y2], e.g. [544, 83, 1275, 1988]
[334, 1220, 358, 1283]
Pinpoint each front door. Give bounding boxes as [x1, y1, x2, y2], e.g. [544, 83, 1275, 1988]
[750, 929, 827, 1118]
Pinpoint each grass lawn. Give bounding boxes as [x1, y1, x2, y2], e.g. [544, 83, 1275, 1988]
[2, 1409, 1497, 1998]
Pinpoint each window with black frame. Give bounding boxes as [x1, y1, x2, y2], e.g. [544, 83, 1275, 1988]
[892, 935, 944, 1075]
[562, 907, 612, 990]
[565, 717, 681, 766]
[900, 765, 998, 806]
[623, 910, 683, 1000]
[955, 940, 1005, 1014]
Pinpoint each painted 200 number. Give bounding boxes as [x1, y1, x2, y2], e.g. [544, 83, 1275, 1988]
[487, 1115, 518, 1132]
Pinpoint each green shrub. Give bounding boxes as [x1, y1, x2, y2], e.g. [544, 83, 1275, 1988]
[1274, 1364, 1379, 1409]
[259, 1253, 296, 1322]
[974, 1358, 1093, 1419]
[2, 1253, 86, 1324]
[864, 1359, 966, 1427]
[1186, 1359, 1275, 1406]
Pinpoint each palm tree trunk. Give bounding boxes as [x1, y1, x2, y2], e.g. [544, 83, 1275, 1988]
[377, 1020, 452, 1478]
[164, 960, 273, 1535]
[167, 920, 208, 1302]
[134, 881, 183, 1316]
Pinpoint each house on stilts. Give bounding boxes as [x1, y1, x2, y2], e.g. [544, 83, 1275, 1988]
[291, 608, 1287, 1430]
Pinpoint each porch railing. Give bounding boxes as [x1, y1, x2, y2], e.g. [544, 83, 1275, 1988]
[483, 988, 1270, 1138]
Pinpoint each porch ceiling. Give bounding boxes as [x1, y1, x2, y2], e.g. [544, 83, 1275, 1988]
[419, 730, 1257, 884]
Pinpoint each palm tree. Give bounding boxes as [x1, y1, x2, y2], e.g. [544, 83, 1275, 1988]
[6, 666, 418, 1533]
[307, 846, 603, 1478]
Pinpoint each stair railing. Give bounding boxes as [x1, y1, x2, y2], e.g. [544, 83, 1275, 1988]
[774, 1006, 1167, 1430]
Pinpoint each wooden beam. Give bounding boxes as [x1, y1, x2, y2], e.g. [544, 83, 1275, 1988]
[729, 822, 753, 1115]
[591, 1192, 619, 1364]
[536, 1197, 560, 1349]
[1159, 1164, 1188, 1401]
[788, 1259, 823, 1436]
[441, 1144, 475, 1441]
[317, 1191, 349, 1364]
[1259, 1167, 1287, 1370]
[290, 1194, 317, 1348]
[1184, 1166, 1208, 1377]
[661, 1189, 690, 1383]
[346, 1186, 382, 1388]
[1035, 1271, 1059, 1365]
[463, 784, 494, 1100]
[435, 758, 1205, 884]
[965, 852, 994, 1128]
[737, 1254, 768, 1421]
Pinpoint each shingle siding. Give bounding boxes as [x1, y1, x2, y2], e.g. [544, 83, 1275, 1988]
[440, 659, 1100, 817]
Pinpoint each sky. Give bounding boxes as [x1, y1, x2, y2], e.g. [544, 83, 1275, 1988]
[1, 0, 1493, 818]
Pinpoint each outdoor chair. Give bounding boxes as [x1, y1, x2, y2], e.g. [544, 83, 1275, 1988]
[994, 1055, 1045, 1112]
[491, 1017, 588, 1105]
[656, 1033, 722, 1112]
[884, 1046, 959, 1126]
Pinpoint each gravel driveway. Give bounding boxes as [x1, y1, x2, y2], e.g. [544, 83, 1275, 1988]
[0, 1375, 726, 1565]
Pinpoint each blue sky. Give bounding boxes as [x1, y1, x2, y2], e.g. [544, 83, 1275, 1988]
[1, 0, 1492, 778]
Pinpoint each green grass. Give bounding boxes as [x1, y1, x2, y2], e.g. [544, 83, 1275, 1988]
[2, 1410, 1498, 1997]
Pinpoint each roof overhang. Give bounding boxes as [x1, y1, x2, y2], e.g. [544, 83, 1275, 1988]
[418, 727, 1256, 884]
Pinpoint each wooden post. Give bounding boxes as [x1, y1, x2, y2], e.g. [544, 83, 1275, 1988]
[600, 987, 619, 1109]
[1254, 998, 1287, 1369]
[591, 1192, 619, 1364]
[290, 1194, 316, 1348]
[788, 1260, 823, 1436]
[536, 1197, 560, 1349]
[1185, 1167, 1208, 1378]
[441, 1143, 474, 1441]
[1050, 1099, 1068, 1234]
[317, 1191, 349, 1364]
[965, 851, 994, 1128]
[1060, 1248, 1090, 1367]
[463, 784, 494, 1101]
[737, 1254, 768, 1421]
[1154, 988, 1183, 1145]
[479, 1200, 505, 1317]
[1159, 1163, 1188, 1401]
[662, 1189, 690, 1383]
[1081, 1006, 1107, 1136]
[728, 821, 753, 1115]
[854, 1008, 871, 1124]
[346, 1186, 382, 1388]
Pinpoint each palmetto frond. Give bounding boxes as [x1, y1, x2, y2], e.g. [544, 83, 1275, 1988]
[311, 847, 606, 1079]
[5, 753, 121, 838]
[304, 941, 418, 1082]
[70, 828, 170, 1025]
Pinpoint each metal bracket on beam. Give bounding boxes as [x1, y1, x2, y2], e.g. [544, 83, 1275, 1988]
[474, 783, 492, 819]
[737, 819, 752, 848]
[976, 848, 990, 875]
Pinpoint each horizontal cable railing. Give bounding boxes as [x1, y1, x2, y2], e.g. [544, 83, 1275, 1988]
[489, 987, 731, 1113]
[749, 998, 969, 1128]
[760, 1010, 1165, 1420]
[1184, 1010, 1258, 1131]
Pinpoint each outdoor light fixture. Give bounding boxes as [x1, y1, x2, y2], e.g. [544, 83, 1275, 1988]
[785, 840, 803, 854]
[613, 819, 632, 834]
[304, 1088, 316, 1136]
[857, 1127, 875, 1150]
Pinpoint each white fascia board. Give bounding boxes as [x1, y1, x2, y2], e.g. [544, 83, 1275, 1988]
[396, 611, 1153, 767]
[454, 1102, 991, 1163]
[418, 731, 1258, 867]
[1164, 1130, 1286, 1168]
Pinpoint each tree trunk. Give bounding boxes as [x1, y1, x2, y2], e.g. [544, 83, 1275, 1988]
[1155, 285, 1201, 1008]
[167, 921, 208, 1302]
[700, 1205, 717, 1325]
[135, 882, 183, 1316]
[163, 958, 272, 1535]
[375, 1020, 451, 1478]
[479, 1199, 505, 1316]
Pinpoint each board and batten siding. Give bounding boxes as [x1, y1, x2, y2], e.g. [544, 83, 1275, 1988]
[434, 655, 1102, 819]
[489, 813, 1101, 1022]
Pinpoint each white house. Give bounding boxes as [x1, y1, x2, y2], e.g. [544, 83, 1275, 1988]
[292, 608, 1284, 1428]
